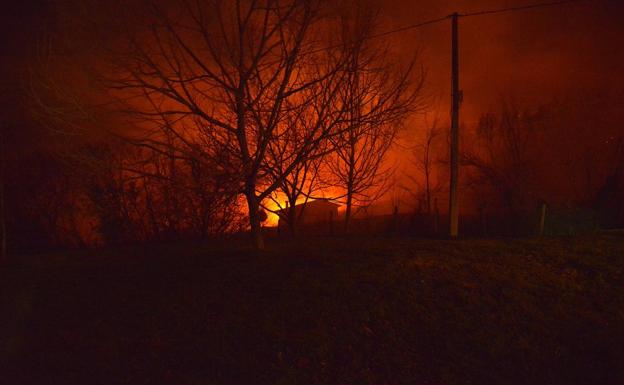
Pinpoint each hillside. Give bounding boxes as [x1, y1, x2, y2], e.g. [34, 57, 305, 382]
[2, 233, 623, 384]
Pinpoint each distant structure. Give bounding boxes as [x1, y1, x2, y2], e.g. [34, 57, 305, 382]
[277, 200, 340, 229]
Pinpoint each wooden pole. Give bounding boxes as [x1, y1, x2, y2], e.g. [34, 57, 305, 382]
[449, 12, 461, 238]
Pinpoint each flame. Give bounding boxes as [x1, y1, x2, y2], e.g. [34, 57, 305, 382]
[262, 187, 345, 227]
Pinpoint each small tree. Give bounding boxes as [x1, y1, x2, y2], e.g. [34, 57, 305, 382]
[462, 100, 549, 228]
[325, 7, 424, 232]
[406, 115, 445, 215]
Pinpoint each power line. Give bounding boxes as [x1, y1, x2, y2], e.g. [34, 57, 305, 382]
[370, 0, 586, 38]
[460, 0, 584, 18]
[351, 0, 586, 43]
[315, 0, 586, 53]
[367, 15, 451, 40]
[315, 15, 450, 54]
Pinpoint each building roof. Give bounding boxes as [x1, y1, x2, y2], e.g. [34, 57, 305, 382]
[276, 200, 340, 214]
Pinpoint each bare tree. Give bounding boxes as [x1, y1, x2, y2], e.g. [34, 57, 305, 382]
[30, 0, 363, 249]
[325, 8, 424, 232]
[94, 0, 361, 249]
[406, 115, 445, 215]
[266, 157, 325, 238]
[31, 0, 426, 246]
[262, 79, 337, 237]
[462, 101, 548, 221]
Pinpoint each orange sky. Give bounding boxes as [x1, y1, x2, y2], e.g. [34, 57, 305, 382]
[4, 0, 622, 131]
[376, 0, 624, 208]
[381, 0, 623, 121]
[3, 0, 623, 222]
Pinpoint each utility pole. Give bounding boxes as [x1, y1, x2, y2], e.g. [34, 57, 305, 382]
[449, 12, 461, 238]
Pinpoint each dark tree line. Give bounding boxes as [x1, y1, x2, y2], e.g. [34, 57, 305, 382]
[461, 98, 624, 234]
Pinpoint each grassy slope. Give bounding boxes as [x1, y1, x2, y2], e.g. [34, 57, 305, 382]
[1, 233, 623, 385]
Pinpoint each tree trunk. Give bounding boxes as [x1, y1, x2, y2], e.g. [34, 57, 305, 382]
[344, 138, 355, 234]
[288, 204, 298, 238]
[344, 190, 353, 234]
[246, 193, 265, 250]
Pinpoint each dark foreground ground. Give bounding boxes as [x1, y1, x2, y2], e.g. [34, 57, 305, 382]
[1, 233, 623, 385]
